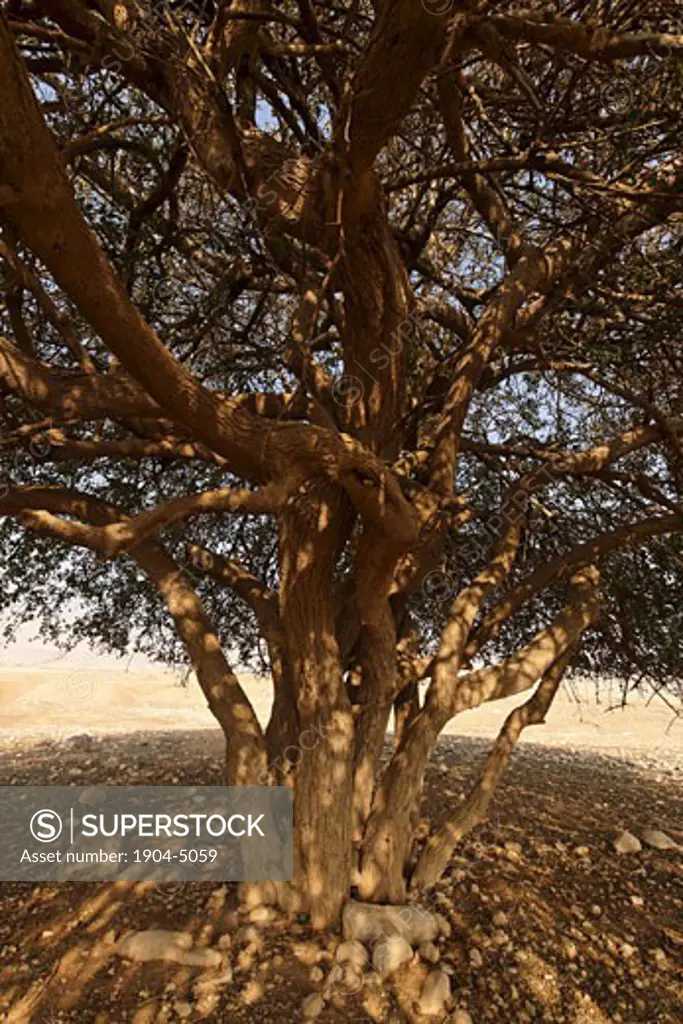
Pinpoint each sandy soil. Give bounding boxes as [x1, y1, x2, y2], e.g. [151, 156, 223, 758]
[1, 666, 680, 755]
[0, 668, 680, 1023]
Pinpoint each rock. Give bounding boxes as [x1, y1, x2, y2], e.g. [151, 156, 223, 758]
[302, 993, 325, 1018]
[492, 911, 508, 928]
[335, 940, 368, 969]
[641, 829, 678, 851]
[435, 912, 452, 938]
[620, 943, 637, 960]
[574, 846, 590, 857]
[419, 970, 451, 1016]
[630, 895, 645, 908]
[309, 966, 324, 983]
[115, 930, 222, 969]
[651, 948, 667, 968]
[342, 900, 439, 946]
[613, 831, 642, 855]
[372, 935, 413, 978]
[173, 1002, 192, 1019]
[419, 941, 441, 964]
[492, 930, 509, 946]
[193, 968, 233, 995]
[563, 940, 578, 960]
[469, 947, 483, 969]
[450, 1011, 474, 1024]
[249, 905, 278, 925]
[235, 925, 262, 948]
[590, 904, 602, 917]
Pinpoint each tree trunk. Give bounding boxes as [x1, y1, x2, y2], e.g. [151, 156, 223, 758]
[278, 481, 356, 928]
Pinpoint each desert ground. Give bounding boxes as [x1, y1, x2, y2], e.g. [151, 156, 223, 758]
[0, 663, 681, 1023]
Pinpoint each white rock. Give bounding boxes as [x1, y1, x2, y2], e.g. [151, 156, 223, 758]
[419, 941, 441, 964]
[641, 829, 678, 851]
[302, 993, 325, 1018]
[249, 905, 278, 925]
[115, 930, 222, 969]
[342, 899, 439, 946]
[419, 970, 451, 1016]
[335, 940, 368, 969]
[469, 947, 483, 969]
[451, 1011, 474, 1024]
[435, 912, 452, 938]
[193, 967, 233, 994]
[372, 935, 413, 979]
[492, 911, 508, 928]
[173, 1002, 192, 1019]
[613, 831, 642, 855]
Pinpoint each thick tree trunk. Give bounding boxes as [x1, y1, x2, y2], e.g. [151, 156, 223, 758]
[278, 482, 356, 928]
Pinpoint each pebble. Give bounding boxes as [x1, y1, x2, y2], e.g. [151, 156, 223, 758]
[334, 940, 368, 969]
[613, 830, 642, 855]
[451, 1011, 474, 1024]
[641, 828, 678, 850]
[492, 911, 508, 927]
[469, 948, 484, 969]
[372, 935, 413, 978]
[115, 930, 222, 969]
[651, 948, 667, 968]
[419, 970, 451, 1016]
[302, 993, 325, 1018]
[249, 905, 278, 925]
[419, 941, 441, 964]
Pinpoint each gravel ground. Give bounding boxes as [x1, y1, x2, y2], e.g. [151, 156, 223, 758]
[0, 730, 681, 1023]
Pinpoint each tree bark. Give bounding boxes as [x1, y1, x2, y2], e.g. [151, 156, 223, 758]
[278, 480, 356, 928]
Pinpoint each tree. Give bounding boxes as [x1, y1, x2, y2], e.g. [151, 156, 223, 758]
[1, 0, 682, 929]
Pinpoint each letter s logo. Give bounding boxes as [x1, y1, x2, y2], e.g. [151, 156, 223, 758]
[30, 809, 63, 843]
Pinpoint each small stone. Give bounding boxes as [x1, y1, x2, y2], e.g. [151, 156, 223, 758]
[641, 829, 678, 851]
[451, 1011, 474, 1024]
[621, 943, 637, 960]
[630, 895, 644, 908]
[419, 941, 441, 964]
[419, 970, 451, 1016]
[613, 831, 642, 855]
[115, 930, 222, 969]
[563, 941, 578, 960]
[492, 930, 509, 946]
[173, 1002, 192, 1019]
[309, 966, 324, 984]
[372, 935, 413, 979]
[249, 905, 277, 925]
[235, 925, 262, 948]
[574, 846, 590, 857]
[435, 912, 452, 938]
[590, 904, 602, 918]
[302, 993, 325, 1018]
[469, 948, 483, 969]
[492, 911, 508, 928]
[342, 899, 438, 946]
[334, 940, 368, 969]
[651, 948, 667, 968]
